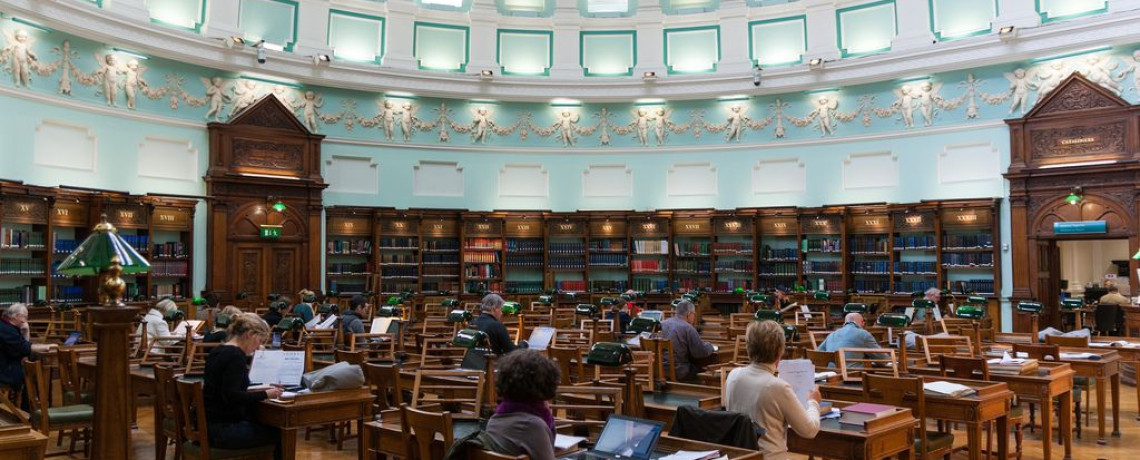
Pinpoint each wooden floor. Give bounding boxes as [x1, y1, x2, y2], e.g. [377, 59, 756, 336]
[43, 389, 1140, 460]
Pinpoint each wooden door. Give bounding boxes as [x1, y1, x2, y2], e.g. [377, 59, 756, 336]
[233, 244, 301, 300]
[1035, 240, 1061, 327]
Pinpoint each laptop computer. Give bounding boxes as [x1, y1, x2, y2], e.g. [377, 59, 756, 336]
[527, 326, 555, 351]
[559, 415, 665, 460]
[63, 331, 81, 346]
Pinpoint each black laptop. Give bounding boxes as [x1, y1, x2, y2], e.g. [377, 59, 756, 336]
[559, 415, 666, 460]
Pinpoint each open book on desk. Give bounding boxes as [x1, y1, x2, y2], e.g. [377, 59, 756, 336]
[248, 350, 305, 386]
[923, 381, 976, 397]
[657, 451, 723, 460]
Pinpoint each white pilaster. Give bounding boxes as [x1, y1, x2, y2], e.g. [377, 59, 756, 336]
[634, 3, 666, 76]
[893, 0, 935, 49]
[293, 0, 334, 56]
[718, 2, 753, 74]
[469, 2, 499, 74]
[203, 0, 243, 40]
[384, 0, 419, 70]
[803, 0, 840, 63]
[1108, 0, 1140, 12]
[995, 0, 1041, 29]
[105, 0, 150, 23]
[549, 0, 582, 78]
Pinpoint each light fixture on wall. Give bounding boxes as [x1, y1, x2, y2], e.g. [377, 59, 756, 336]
[998, 26, 1017, 40]
[480, 69, 494, 80]
[1132, 248, 1140, 260]
[1064, 186, 1083, 206]
[271, 198, 287, 212]
[752, 65, 762, 87]
[312, 53, 331, 65]
[642, 71, 657, 81]
[808, 58, 824, 69]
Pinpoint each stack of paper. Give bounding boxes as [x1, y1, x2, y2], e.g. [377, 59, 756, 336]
[1059, 352, 1099, 360]
[553, 434, 587, 450]
[777, 359, 815, 409]
[924, 381, 976, 397]
[986, 352, 1038, 375]
[658, 450, 722, 460]
[814, 371, 838, 382]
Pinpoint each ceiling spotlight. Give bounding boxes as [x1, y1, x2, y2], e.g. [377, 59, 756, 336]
[480, 69, 494, 80]
[643, 71, 657, 81]
[808, 58, 824, 69]
[230, 36, 246, 47]
[998, 26, 1017, 40]
[313, 54, 331, 65]
[752, 65, 762, 87]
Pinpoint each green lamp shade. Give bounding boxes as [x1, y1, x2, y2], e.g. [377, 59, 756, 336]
[1017, 301, 1043, 313]
[575, 304, 599, 316]
[683, 292, 699, 301]
[1065, 193, 1081, 206]
[275, 317, 305, 331]
[876, 313, 910, 327]
[750, 294, 771, 305]
[585, 342, 633, 367]
[502, 301, 520, 314]
[620, 293, 636, 302]
[734, 287, 745, 294]
[537, 295, 554, 305]
[1133, 249, 1140, 260]
[956, 305, 985, 319]
[376, 305, 401, 317]
[387, 296, 402, 306]
[912, 299, 935, 309]
[671, 299, 683, 307]
[56, 224, 151, 275]
[966, 295, 987, 306]
[627, 317, 660, 334]
[754, 310, 782, 322]
[442, 298, 460, 308]
[1060, 298, 1083, 310]
[813, 291, 831, 301]
[191, 297, 207, 306]
[782, 324, 799, 341]
[446, 309, 471, 323]
[452, 329, 488, 348]
[600, 297, 616, 306]
[843, 303, 868, 314]
[318, 304, 339, 314]
[272, 201, 287, 212]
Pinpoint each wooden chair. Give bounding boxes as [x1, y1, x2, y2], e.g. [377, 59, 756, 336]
[302, 328, 339, 369]
[836, 348, 897, 382]
[1044, 334, 1090, 348]
[1012, 343, 1059, 361]
[410, 369, 486, 414]
[1032, 338, 1093, 432]
[808, 331, 832, 350]
[589, 351, 654, 389]
[56, 345, 96, 405]
[805, 349, 838, 371]
[553, 329, 593, 347]
[921, 335, 975, 365]
[154, 364, 185, 460]
[420, 337, 468, 367]
[364, 362, 405, 411]
[348, 333, 397, 362]
[862, 374, 954, 460]
[175, 380, 275, 460]
[400, 404, 456, 460]
[937, 357, 1028, 458]
[794, 310, 827, 330]
[184, 341, 223, 375]
[641, 336, 676, 382]
[142, 332, 190, 366]
[23, 358, 93, 457]
[550, 385, 624, 433]
[548, 345, 586, 385]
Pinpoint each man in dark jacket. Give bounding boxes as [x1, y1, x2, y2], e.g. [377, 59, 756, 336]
[261, 302, 285, 329]
[341, 295, 369, 346]
[1, 304, 55, 408]
[472, 294, 516, 355]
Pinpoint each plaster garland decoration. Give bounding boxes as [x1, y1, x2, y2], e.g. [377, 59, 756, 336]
[4, 23, 1140, 149]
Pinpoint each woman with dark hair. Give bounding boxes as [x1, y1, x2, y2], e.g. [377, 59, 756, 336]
[485, 349, 560, 460]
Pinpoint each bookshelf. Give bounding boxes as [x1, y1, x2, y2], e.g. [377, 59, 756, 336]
[891, 210, 938, 295]
[673, 216, 713, 294]
[847, 210, 891, 294]
[148, 201, 195, 301]
[0, 192, 51, 307]
[377, 214, 419, 296]
[630, 218, 670, 294]
[326, 210, 374, 296]
[461, 218, 504, 295]
[588, 218, 628, 294]
[48, 196, 89, 305]
[548, 218, 587, 293]
[421, 215, 461, 295]
[941, 206, 998, 296]
[712, 215, 754, 294]
[800, 214, 844, 294]
[504, 218, 544, 295]
[757, 213, 798, 292]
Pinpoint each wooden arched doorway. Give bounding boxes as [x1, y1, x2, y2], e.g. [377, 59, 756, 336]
[204, 96, 327, 303]
[1006, 73, 1140, 330]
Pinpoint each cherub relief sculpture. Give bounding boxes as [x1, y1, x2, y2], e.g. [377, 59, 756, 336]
[399, 101, 416, 142]
[914, 81, 941, 127]
[555, 110, 580, 146]
[892, 84, 916, 128]
[812, 97, 838, 136]
[1004, 68, 1035, 115]
[93, 53, 121, 106]
[228, 79, 260, 117]
[298, 91, 323, 132]
[1034, 60, 1068, 103]
[632, 108, 652, 146]
[3, 29, 37, 87]
[200, 77, 229, 121]
[1082, 55, 1122, 95]
[470, 106, 494, 144]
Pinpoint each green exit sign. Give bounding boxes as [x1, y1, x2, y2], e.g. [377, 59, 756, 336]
[259, 225, 283, 238]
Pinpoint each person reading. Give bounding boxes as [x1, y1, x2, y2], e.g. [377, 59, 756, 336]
[817, 312, 888, 365]
[203, 313, 283, 458]
[660, 300, 716, 382]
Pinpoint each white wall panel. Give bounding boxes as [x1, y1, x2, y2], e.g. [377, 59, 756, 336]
[582, 164, 632, 197]
[842, 151, 897, 189]
[33, 120, 97, 172]
[498, 163, 548, 197]
[667, 162, 717, 196]
[414, 161, 464, 196]
[137, 136, 197, 181]
[938, 142, 1000, 184]
[752, 158, 806, 193]
[326, 155, 380, 194]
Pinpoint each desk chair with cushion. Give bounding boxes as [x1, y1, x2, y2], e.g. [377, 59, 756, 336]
[669, 405, 762, 450]
[56, 346, 95, 406]
[174, 380, 275, 460]
[1094, 303, 1123, 336]
[23, 358, 93, 457]
[863, 374, 954, 460]
[154, 364, 185, 460]
[401, 404, 458, 460]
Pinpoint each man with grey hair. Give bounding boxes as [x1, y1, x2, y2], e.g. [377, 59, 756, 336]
[818, 312, 887, 365]
[660, 300, 716, 382]
[472, 293, 516, 355]
[1, 304, 56, 406]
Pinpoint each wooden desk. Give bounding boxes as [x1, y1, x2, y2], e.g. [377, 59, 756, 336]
[256, 388, 373, 460]
[640, 383, 721, 429]
[77, 356, 158, 397]
[788, 400, 916, 460]
[0, 413, 48, 460]
[1060, 308, 1095, 330]
[910, 362, 1075, 460]
[821, 378, 1013, 460]
[989, 345, 1122, 444]
[1088, 337, 1140, 421]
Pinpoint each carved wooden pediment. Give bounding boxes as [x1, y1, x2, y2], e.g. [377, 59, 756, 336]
[228, 95, 311, 134]
[1026, 73, 1129, 118]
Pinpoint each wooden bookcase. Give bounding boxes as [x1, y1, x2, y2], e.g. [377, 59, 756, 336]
[756, 211, 799, 293]
[461, 216, 504, 295]
[420, 213, 461, 296]
[547, 217, 587, 293]
[712, 214, 754, 294]
[504, 216, 544, 295]
[630, 217, 671, 294]
[148, 199, 196, 301]
[587, 217, 628, 294]
[0, 186, 52, 307]
[891, 208, 939, 296]
[847, 208, 891, 295]
[326, 209, 375, 296]
[672, 215, 713, 294]
[799, 212, 845, 294]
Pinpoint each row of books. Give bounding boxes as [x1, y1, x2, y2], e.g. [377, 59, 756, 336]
[422, 266, 459, 277]
[630, 260, 667, 272]
[327, 281, 366, 293]
[52, 285, 84, 303]
[0, 258, 45, 275]
[464, 264, 499, 278]
[53, 238, 80, 254]
[714, 260, 754, 272]
[803, 261, 841, 273]
[379, 238, 418, 249]
[380, 281, 419, 294]
[632, 240, 669, 254]
[942, 253, 994, 266]
[760, 247, 797, 260]
[151, 261, 189, 277]
[895, 261, 938, 274]
[894, 235, 937, 250]
[507, 239, 544, 252]
[674, 242, 711, 256]
[548, 242, 586, 255]
[555, 280, 587, 291]
[462, 253, 500, 263]
[381, 267, 418, 277]
[464, 281, 504, 293]
[631, 278, 669, 293]
[0, 286, 42, 305]
[423, 239, 460, 251]
[152, 242, 188, 259]
[715, 280, 753, 292]
[505, 281, 544, 294]
[423, 254, 459, 264]
[849, 237, 889, 254]
[381, 254, 418, 264]
[464, 238, 503, 250]
[548, 258, 586, 270]
[153, 282, 186, 299]
[422, 281, 460, 293]
[853, 280, 891, 293]
[589, 280, 629, 292]
[943, 234, 993, 249]
[1, 229, 45, 249]
[893, 280, 938, 294]
[589, 240, 626, 252]
[589, 254, 628, 266]
[327, 239, 372, 255]
[328, 262, 369, 275]
[759, 262, 797, 276]
[850, 261, 890, 274]
[119, 235, 149, 253]
[674, 259, 712, 274]
[505, 255, 543, 267]
[677, 279, 713, 291]
[803, 238, 841, 252]
[954, 279, 995, 295]
[806, 279, 844, 292]
[712, 242, 752, 254]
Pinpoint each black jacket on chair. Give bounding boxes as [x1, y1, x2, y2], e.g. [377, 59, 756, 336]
[1095, 303, 1123, 335]
[669, 405, 765, 450]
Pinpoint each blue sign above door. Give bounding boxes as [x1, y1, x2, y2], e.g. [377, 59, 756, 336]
[1053, 221, 1108, 235]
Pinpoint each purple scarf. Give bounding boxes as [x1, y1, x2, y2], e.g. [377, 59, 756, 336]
[495, 399, 555, 435]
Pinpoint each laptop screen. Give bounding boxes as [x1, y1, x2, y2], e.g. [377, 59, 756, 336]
[593, 415, 665, 459]
[459, 348, 489, 371]
[63, 331, 81, 346]
[528, 326, 555, 350]
[638, 311, 664, 323]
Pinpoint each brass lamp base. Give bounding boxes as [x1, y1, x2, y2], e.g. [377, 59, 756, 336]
[98, 256, 126, 306]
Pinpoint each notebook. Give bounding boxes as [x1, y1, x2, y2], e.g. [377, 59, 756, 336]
[528, 326, 556, 351]
[559, 415, 666, 460]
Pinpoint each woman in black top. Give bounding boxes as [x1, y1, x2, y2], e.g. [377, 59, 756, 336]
[203, 312, 282, 457]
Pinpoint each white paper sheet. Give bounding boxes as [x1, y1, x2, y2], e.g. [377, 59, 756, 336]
[777, 359, 815, 409]
[172, 320, 203, 336]
[904, 307, 915, 322]
[305, 315, 322, 329]
[554, 434, 587, 450]
[317, 314, 338, 329]
[248, 350, 306, 386]
[800, 304, 811, 320]
[370, 318, 394, 334]
[658, 451, 721, 460]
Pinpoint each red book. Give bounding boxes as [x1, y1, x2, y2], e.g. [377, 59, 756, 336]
[843, 403, 896, 417]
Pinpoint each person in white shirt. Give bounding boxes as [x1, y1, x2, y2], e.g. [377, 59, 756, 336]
[724, 320, 821, 460]
[140, 298, 183, 354]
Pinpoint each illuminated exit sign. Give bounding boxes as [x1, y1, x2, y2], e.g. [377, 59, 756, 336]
[259, 225, 283, 238]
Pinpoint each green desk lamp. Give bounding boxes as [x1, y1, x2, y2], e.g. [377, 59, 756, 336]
[452, 329, 488, 348]
[754, 310, 782, 322]
[813, 291, 831, 301]
[843, 303, 869, 314]
[627, 317, 660, 334]
[502, 301, 521, 314]
[56, 215, 151, 305]
[1060, 298, 1083, 311]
